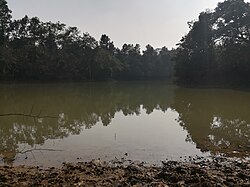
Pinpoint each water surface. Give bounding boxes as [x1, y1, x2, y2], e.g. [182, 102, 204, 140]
[0, 82, 249, 166]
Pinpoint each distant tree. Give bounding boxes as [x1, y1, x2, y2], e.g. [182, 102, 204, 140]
[116, 43, 143, 79]
[99, 34, 115, 55]
[142, 44, 157, 78]
[157, 47, 174, 79]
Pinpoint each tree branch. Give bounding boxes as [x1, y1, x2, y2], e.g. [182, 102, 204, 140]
[0, 113, 57, 119]
[18, 148, 63, 154]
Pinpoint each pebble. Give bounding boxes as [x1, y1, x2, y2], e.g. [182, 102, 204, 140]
[0, 156, 249, 186]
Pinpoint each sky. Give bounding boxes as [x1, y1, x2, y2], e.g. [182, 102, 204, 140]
[6, 0, 249, 49]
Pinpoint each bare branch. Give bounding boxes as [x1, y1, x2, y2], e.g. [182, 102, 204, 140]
[18, 148, 63, 154]
[0, 113, 57, 119]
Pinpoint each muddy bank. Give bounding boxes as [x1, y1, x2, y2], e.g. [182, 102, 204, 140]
[0, 157, 249, 186]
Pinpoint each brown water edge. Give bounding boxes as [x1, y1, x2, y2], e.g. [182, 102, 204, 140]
[0, 156, 249, 187]
[0, 150, 210, 169]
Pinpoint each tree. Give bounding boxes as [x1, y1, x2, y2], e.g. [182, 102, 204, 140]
[0, 0, 11, 45]
[175, 11, 214, 84]
[116, 43, 143, 79]
[175, 0, 250, 85]
[99, 34, 115, 55]
[157, 47, 174, 79]
[0, 0, 12, 78]
[212, 0, 250, 82]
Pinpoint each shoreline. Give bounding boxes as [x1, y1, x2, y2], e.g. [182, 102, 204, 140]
[0, 156, 249, 186]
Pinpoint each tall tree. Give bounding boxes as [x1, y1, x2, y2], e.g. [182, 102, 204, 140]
[175, 0, 250, 85]
[0, 0, 12, 78]
[175, 11, 214, 83]
[0, 0, 11, 45]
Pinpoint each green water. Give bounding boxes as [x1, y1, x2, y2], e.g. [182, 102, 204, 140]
[0, 82, 249, 166]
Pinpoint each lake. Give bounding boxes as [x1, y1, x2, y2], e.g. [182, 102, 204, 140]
[0, 81, 249, 167]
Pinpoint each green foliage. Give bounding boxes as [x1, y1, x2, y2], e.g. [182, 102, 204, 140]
[175, 0, 250, 85]
[115, 44, 174, 80]
[0, 0, 174, 81]
[0, 0, 11, 45]
[0, 0, 12, 79]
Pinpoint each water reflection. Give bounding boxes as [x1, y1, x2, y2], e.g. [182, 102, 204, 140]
[173, 88, 250, 157]
[0, 82, 174, 164]
[0, 82, 250, 165]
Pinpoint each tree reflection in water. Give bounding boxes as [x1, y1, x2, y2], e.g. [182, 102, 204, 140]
[0, 83, 250, 164]
[173, 87, 250, 157]
[0, 82, 174, 164]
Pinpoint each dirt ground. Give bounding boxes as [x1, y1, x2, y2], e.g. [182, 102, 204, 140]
[0, 156, 249, 187]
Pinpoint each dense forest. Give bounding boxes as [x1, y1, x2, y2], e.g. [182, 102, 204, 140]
[0, 0, 174, 81]
[175, 0, 250, 85]
[1, 0, 250, 84]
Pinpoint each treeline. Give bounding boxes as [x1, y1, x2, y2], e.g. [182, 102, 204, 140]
[2, 0, 249, 84]
[0, 0, 174, 81]
[175, 0, 250, 85]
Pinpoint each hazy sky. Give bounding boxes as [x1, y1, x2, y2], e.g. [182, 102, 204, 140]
[7, 0, 248, 49]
